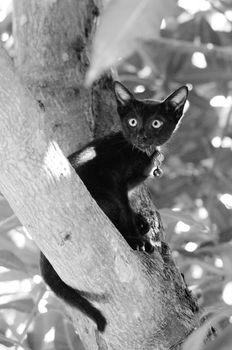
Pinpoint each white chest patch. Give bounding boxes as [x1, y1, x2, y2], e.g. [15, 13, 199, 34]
[77, 146, 96, 165]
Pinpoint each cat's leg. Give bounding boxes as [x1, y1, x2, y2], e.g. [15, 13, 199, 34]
[97, 195, 154, 252]
[126, 206, 156, 252]
[133, 212, 150, 236]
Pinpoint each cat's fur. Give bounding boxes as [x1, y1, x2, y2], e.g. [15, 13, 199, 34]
[40, 81, 188, 332]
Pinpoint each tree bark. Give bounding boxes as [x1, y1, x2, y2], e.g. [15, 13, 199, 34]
[0, 0, 201, 349]
[13, 0, 95, 155]
[12, 0, 118, 155]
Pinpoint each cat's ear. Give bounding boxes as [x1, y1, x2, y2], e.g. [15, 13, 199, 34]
[114, 81, 134, 107]
[164, 86, 188, 119]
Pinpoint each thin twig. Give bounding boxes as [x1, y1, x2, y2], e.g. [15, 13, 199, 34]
[0, 214, 18, 229]
[146, 37, 232, 60]
[181, 259, 225, 276]
[0, 333, 29, 350]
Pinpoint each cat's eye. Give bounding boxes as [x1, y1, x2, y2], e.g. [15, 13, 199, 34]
[128, 118, 138, 127]
[152, 120, 163, 129]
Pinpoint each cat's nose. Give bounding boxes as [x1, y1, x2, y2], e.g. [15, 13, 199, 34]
[139, 135, 148, 142]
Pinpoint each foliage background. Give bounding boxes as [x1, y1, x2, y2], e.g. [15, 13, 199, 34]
[0, 0, 232, 349]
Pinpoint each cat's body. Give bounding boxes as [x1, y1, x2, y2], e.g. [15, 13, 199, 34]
[69, 131, 158, 249]
[40, 82, 188, 332]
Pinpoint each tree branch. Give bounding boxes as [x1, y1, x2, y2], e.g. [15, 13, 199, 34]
[0, 45, 199, 350]
[2, 0, 201, 349]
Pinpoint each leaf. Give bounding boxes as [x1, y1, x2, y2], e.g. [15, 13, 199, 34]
[182, 319, 211, 350]
[55, 318, 85, 350]
[0, 298, 34, 313]
[0, 334, 15, 348]
[198, 242, 232, 255]
[0, 270, 28, 282]
[183, 307, 232, 350]
[86, 0, 177, 84]
[0, 215, 20, 235]
[27, 312, 60, 350]
[0, 197, 15, 221]
[203, 325, 232, 350]
[0, 236, 39, 274]
[0, 195, 20, 235]
[0, 196, 20, 234]
[160, 208, 206, 231]
[0, 250, 27, 272]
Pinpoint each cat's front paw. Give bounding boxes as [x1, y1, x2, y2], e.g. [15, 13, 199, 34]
[143, 239, 155, 253]
[127, 236, 155, 253]
[134, 213, 150, 235]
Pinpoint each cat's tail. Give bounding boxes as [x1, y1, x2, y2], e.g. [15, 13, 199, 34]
[40, 252, 106, 332]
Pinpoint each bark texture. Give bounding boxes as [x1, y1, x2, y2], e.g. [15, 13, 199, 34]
[0, 0, 201, 349]
[13, 0, 118, 155]
[13, 0, 94, 155]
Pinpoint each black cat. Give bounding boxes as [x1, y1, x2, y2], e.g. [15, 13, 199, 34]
[40, 81, 188, 332]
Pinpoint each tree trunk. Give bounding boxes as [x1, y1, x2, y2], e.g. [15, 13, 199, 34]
[0, 0, 200, 349]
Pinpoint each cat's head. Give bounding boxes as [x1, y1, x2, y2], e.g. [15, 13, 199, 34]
[114, 81, 188, 155]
